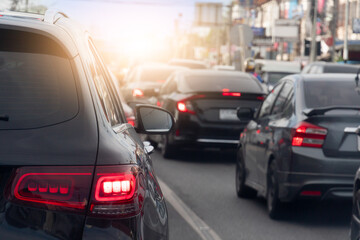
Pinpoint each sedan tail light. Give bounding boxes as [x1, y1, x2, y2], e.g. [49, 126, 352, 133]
[291, 121, 327, 148]
[177, 95, 205, 115]
[132, 88, 144, 98]
[9, 165, 144, 218]
[177, 101, 195, 114]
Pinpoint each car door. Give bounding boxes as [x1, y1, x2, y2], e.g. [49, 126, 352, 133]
[257, 82, 294, 187]
[87, 40, 168, 238]
[246, 83, 283, 187]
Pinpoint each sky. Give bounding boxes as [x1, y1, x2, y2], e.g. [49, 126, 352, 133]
[1, 0, 230, 63]
[36, 0, 230, 37]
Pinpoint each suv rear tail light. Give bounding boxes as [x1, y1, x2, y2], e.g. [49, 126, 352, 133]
[89, 165, 144, 217]
[132, 88, 144, 98]
[9, 165, 145, 217]
[9, 166, 93, 212]
[291, 121, 327, 148]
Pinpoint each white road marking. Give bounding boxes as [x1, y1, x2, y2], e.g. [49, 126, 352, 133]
[158, 178, 223, 240]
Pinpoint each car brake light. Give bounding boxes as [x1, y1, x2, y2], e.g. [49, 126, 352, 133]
[222, 92, 241, 97]
[89, 165, 144, 217]
[132, 88, 144, 98]
[291, 121, 327, 148]
[300, 190, 321, 196]
[126, 116, 135, 126]
[9, 166, 93, 212]
[256, 96, 265, 101]
[177, 101, 195, 114]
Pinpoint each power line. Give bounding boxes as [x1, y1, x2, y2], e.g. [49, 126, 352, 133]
[59, 0, 201, 7]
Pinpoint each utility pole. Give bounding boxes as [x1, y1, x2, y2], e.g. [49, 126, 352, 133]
[330, 0, 338, 61]
[310, 0, 318, 62]
[227, 2, 233, 66]
[343, 0, 349, 63]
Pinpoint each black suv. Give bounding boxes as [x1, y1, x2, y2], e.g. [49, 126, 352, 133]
[0, 10, 173, 240]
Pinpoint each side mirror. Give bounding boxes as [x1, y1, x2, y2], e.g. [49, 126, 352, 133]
[135, 104, 174, 134]
[236, 107, 254, 120]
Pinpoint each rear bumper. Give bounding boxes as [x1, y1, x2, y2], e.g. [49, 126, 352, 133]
[277, 171, 354, 202]
[171, 114, 244, 149]
[277, 147, 360, 202]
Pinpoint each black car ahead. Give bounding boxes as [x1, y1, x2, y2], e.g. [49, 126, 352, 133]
[236, 74, 360, 219]
[301, 61, 359, 74]
[351, 168, 360, 240]
[121, 63, 186, 109]
[0, 10, 174, 240]
[168, 58, 208, 69]
[155, 70, 265, 158]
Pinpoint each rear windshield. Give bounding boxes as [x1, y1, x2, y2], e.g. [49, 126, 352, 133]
[179, 75, 263, 93]
[323, 65, 359, 74]
[170, 62, 206, 69]
[0, 30, 78, 130]
[304, 80, 360, 108]
[139, 68, 176, 83]
[266, 72, 292, 85]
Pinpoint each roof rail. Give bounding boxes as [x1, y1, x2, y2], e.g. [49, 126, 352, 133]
[43, 8, 68, 24]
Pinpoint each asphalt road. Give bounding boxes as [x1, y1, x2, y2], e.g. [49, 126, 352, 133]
[151, 149, 352, 240]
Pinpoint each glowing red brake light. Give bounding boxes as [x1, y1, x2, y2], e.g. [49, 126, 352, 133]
[256, 96, 265, 101]
[94, 173, 135, 202]
[291, 122, 327, 148]
[177, 101, 195, 114]
[222, 92, 241, 97]
[10, 166, 93, 212]
[90, 165, 144, 217]
[132, 88, 144, 98]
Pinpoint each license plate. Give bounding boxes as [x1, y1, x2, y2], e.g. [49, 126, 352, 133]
[219, 109, 238, 121]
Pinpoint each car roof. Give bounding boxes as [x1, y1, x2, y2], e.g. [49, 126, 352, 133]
[179, 69, 251, 78]
[138, 63, 188, 71]
[0, 10, 81, 58]
[296, 73, 358, 82]
[169, 58, 206, 65]
[255, 59, 301, 73]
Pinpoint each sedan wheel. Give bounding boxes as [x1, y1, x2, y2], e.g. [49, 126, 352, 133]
[267, 161, 284, 219]
[161, 135, 176, 159]
[236, 158, 257, 198]
[350, 188, 360, 240]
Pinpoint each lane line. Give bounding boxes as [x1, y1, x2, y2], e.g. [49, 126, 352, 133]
[158, 178, 223, 240]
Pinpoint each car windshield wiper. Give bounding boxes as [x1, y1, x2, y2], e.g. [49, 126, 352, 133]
[303, 106, 360, 116]
[0, 115, 9, 121]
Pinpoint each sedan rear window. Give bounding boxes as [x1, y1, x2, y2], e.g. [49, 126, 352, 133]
[180, 75, 263, 93]
[139, 68, 176, 83]
[304, 80, 360, 108]
[0, 30, 78, 130]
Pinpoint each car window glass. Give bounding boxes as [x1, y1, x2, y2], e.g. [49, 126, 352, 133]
[304, 80, 360, 108]
[258, 83, 283, 118]
[283, 90, 294, 117]
[272, 83, 293, 115]
[88, 40, 122, 126]
[0, 29, 78, 130]
[160, 75, 175, 95]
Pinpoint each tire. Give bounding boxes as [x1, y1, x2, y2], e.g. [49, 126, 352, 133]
[161, 135, 176, 159]
[235, 159, 257, 198]
[267, 160, 284, 220]
[350, 188, 360, 240]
